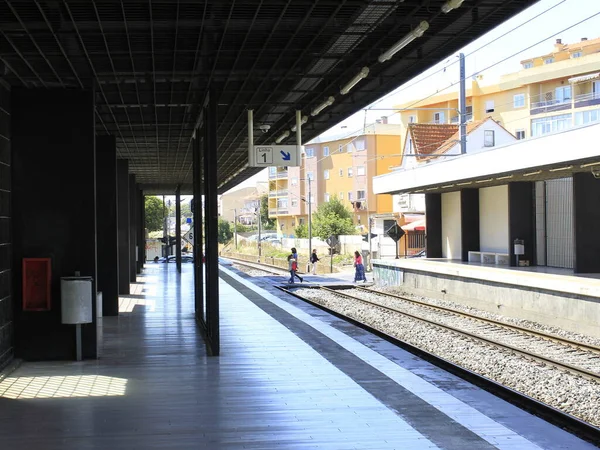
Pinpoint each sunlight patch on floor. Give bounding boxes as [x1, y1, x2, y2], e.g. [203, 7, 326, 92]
[119, 297, 156, 313]
[0, 375, 128, 399]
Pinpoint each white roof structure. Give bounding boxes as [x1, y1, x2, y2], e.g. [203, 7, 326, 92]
[373, 123, 600, 195]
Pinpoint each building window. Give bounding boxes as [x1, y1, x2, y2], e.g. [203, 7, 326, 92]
[348, 168, 353, 177]
[305, 147, 315, 157]
[348, 192, 354, 201]
[338, 144, 344, 153]
[515, 129, 526, 140]
[324, 169, 330, 180]
[339, 168, 343, 177]
[324, 193, 330, 202]
[531, 114, 572, 137]
[408, 115, 417, 123]
[485, 100, 495, 113]
[323, 146, 329, 156]
[291, 177, 298, 186]
[269, 167, 277, 175]
[292, 220, 295, 227]
[299, 218, 305, 225]
[575, 108, 600, 126]
[571, 51, 583, 59]
[544, 57, 554, 65]
[484, 130, 495, 147]
[357, 190, 366, 200]
[339, 192, 344, 200]
[347, 143, 353, 153]
[555, 86, 571, 104]
[523, 61, 533, 69]
[513, 94, 525, 108]
[306, 172, 314, 181]
[291, 199, 298, 207]
[277, 199, 288, 208]
[433, 112, 445, 124]
[357, 166, 366, 176]
[355, 139, 365, 151]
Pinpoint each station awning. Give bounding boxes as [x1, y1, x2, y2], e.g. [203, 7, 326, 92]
[401, 219, 426, 232]
[568, 73, 600, 83]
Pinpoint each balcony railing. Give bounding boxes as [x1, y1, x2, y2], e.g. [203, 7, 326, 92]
[268, 208, 289, 216]
[268, 189, 288, 197]
[574, 91, 600, 108]
[530, 98, 571, 115]
[450, 114, 473, 124]
[268, 170, 288, 179]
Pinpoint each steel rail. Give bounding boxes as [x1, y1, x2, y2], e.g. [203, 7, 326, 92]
[356, 287, 600, 354]
[319, 287, 600, 382]
[277, 284, 600, 445]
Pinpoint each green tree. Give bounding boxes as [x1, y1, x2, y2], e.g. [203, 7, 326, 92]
[145, 196, 167, 232]
[294, 223, 308, 238]
[260, 194, 276, 229]
[312, 197, 356, 240]
[218, 218, 233, 244]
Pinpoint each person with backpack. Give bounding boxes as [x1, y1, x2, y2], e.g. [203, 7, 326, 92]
[310, 249, 320, 275]
[288, 248, 303, 283]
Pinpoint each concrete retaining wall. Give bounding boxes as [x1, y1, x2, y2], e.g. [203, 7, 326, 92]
[373, 259, 600, 338]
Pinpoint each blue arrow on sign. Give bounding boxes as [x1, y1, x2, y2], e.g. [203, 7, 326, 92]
[280, 151, 291, 161]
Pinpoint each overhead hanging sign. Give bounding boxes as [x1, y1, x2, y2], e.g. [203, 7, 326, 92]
[249, 145, 301, 167]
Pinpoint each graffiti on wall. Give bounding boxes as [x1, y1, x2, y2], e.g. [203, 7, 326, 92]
[373, 263, 404, 287]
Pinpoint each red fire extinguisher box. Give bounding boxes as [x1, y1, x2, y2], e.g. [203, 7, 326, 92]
[22, 258, 52, 311]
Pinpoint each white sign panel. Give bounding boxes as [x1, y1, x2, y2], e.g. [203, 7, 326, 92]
[249, 145, 301, 167]
[183, 229, 194, 246]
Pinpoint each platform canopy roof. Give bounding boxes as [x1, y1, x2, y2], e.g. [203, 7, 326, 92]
[0, 0, 537, 193]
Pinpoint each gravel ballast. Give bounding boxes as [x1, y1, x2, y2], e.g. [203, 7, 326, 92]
[295, 287, 600, 427]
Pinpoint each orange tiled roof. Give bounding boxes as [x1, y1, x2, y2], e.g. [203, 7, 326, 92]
[408, 118, 505, 162]
[521, 37, 600, 62]
[407, 123, 458, 161]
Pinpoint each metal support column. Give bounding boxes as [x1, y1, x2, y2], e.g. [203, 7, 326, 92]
[117, 160, 130, 295]
[138, 189, 145, 272]
[129, 175, 137, 282]
[192, 133, 204, 322]
[203, 91, 220, 356]
[176, 185, 182, 273]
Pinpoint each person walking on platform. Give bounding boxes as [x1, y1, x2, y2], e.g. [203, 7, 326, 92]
[353, 250, 367, 283]
[288, 248, 303, 284]
[310, 249, 320, 275]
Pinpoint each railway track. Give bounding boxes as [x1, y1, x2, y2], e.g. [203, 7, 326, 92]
[321, 287, 600, 383]
[221, 257, 288, 276]
[278, 285, 600, 443]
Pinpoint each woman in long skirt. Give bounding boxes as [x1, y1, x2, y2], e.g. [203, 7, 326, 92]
[353, 251, 367, 283]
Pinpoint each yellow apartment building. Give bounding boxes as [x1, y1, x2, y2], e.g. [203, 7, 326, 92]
[395, 36, 600, 142]
[268, 123, 402, 238]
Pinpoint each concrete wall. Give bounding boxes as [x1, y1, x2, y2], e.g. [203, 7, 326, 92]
[479, 185, 509, 253]
[373, 259, 600, 338]
[0, 82, 12, 370]
[441, 192, 462, 259]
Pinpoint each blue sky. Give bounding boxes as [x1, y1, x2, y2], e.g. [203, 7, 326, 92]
[232, 0, 600, 192]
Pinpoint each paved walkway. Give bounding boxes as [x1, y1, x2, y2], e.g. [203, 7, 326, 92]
[0, 263, 593, 449]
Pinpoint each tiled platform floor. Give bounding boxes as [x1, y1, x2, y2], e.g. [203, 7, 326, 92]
[0, 263, 594, 449]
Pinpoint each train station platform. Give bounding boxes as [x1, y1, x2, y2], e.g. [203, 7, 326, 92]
[0, 263, 593, 449]
[372, 258, 600, 338]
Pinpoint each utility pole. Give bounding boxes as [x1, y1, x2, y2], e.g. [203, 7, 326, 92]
[367, 215, 372, 272]
[459, 52, 467, 155]
[257, 207, 262, 261]
[308, 177, 312, 261]
[234, 208, 238, 250]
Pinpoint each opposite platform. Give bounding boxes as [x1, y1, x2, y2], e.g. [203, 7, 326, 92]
[0, 263, 594, 449]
